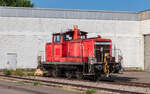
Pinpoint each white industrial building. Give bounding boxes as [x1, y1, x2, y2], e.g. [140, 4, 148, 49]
[0, 7, 150, 70]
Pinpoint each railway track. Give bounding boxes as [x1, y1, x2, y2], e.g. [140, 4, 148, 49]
[0, 74, 149, 94]
[106, 80, 150, 88]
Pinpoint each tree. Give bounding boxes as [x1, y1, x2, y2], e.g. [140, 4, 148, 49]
[0, 0, 34, 7]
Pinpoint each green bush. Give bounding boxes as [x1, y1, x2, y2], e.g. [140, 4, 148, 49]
[85, 89, 96, 94]
[4, 70, 12, 76]
[14, 69, 24, 76]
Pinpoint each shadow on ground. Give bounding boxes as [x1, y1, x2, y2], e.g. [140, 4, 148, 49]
[100, 74, 137, 82]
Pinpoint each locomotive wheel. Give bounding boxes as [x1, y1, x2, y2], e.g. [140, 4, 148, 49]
[76, 72, 83, 80]
[93, 74, 101, 81]
[52, 70, 57, 77]
[47, 70, 53, 77]
[65, 72, 72, 79]
[95, 76, 101, 81]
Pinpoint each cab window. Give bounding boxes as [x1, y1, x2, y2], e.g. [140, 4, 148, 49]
[54, 34, 61, 43]
[81, 34, 86, 39]
[64, 34, 73, 41]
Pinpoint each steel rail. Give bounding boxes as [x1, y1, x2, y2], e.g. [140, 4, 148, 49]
[107, 81, 150, 88]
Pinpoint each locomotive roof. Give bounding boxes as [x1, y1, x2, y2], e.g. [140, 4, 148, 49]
[53, 29, 88, 35]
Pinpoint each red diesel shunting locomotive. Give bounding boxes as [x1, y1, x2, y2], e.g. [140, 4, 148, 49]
[42, 26, 121, 80]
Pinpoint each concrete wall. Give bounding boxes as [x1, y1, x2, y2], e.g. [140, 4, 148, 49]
[0, 16, 140, 69]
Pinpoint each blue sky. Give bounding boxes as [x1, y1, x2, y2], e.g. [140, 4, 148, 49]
[31, 0, 150, 12]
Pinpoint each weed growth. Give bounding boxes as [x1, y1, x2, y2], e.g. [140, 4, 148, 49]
[85, 89, 96, 94]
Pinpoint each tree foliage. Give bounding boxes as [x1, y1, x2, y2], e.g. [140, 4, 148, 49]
[0, 0, 34, 7]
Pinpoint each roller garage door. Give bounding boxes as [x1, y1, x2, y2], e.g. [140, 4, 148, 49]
[144, 35, 150, 70]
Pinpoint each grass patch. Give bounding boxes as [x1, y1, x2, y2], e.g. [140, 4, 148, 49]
[4, 70, 12, 76]
[33, 81, 40, 86]
[2, 69, 36, 76]
[13, 69, 25, 76]
[85, 89, 96, 94]
[27, 72, 34, 76]
[18, 80, 24, 84]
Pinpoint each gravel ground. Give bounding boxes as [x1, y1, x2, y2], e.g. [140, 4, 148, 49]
[0, 87, 35, 94]
[0, 80, 81, 94]
[1, 71, 150, 94]
[30, 76, 150, 94]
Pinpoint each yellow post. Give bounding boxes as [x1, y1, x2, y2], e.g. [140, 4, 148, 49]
[104, 53, 110, 75]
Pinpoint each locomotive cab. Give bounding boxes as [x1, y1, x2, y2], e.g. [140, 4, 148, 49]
[53, 26, 87, 42]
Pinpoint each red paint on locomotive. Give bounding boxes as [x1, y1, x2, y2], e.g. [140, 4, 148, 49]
[46, 26, 113, 64]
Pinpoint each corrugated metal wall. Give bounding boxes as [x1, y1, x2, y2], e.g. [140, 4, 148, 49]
[139, 10, 150, 21]
[0, 7, 138, 21]
[144, 35, 150, 70]
[139, 10, 150, 70]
